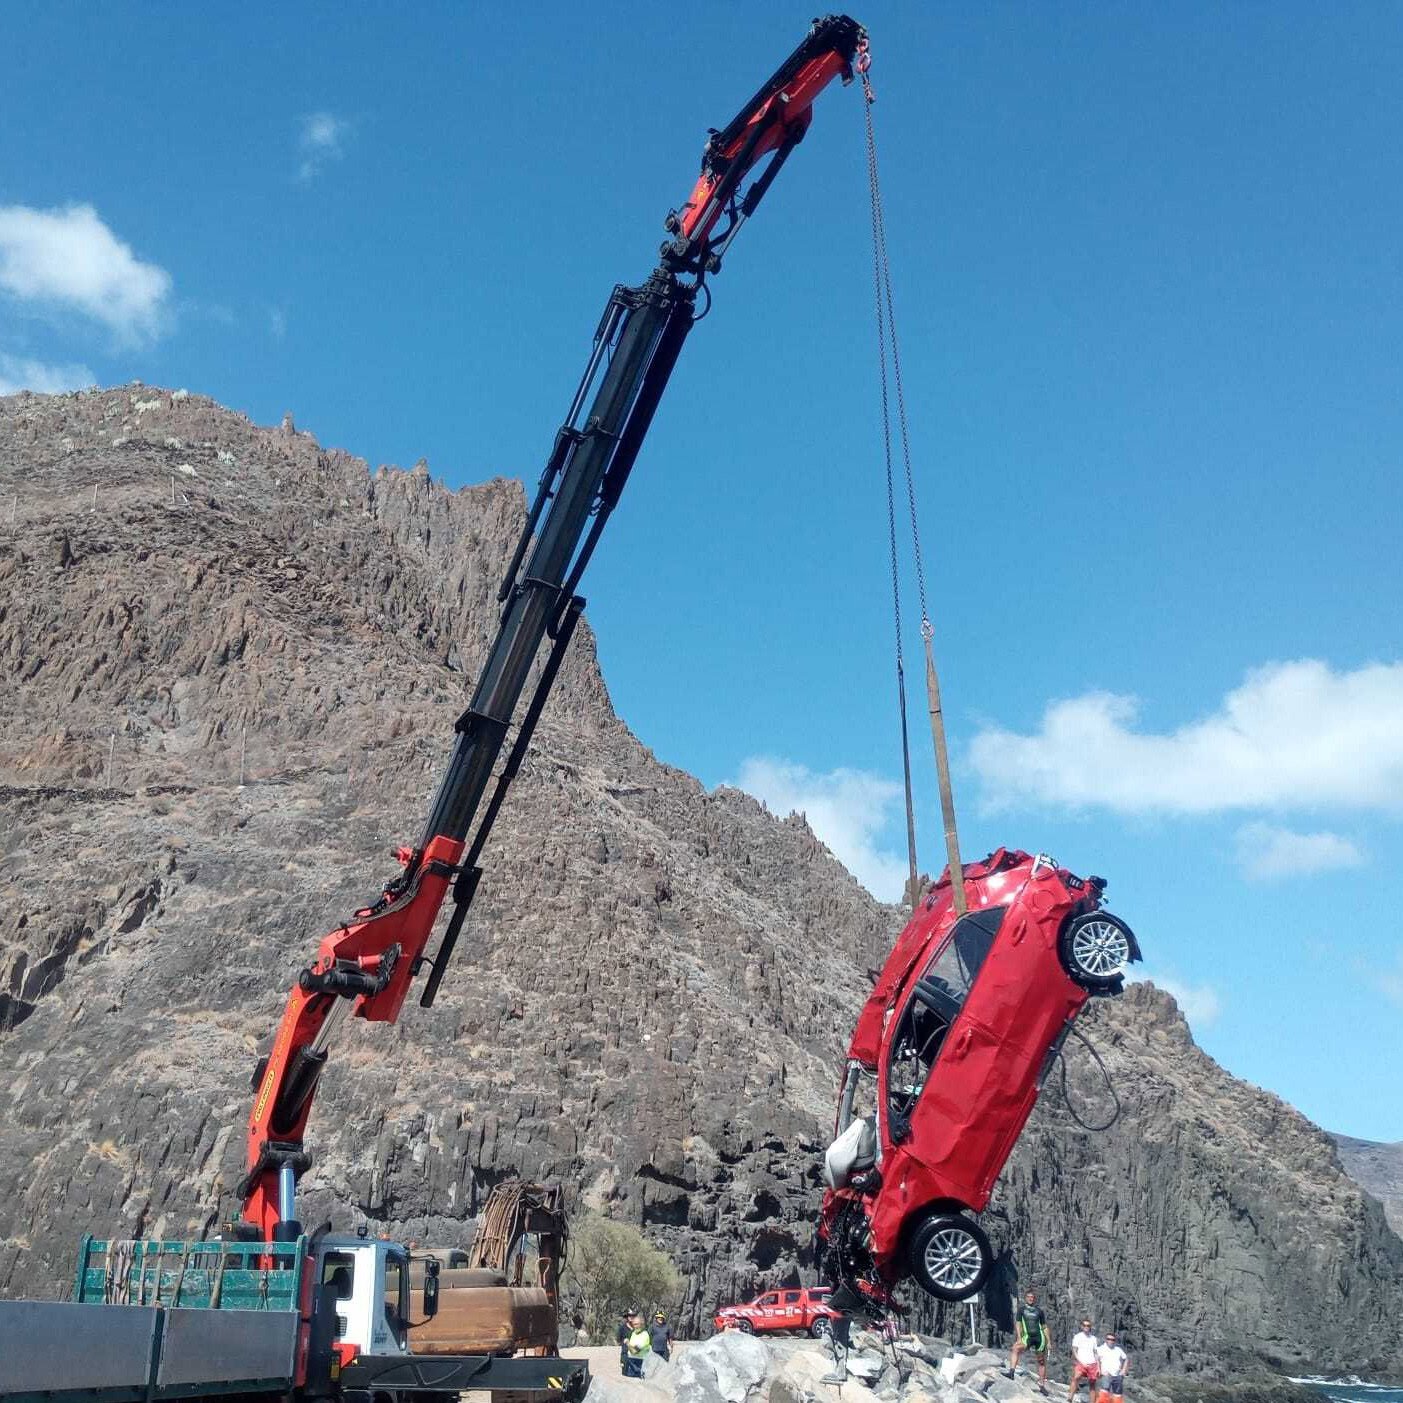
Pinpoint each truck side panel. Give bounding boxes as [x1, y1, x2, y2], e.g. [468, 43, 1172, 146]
[0, 1302, 298, 1403]
[0, 1302, 160, 1400]
[156, 1306, 298, 1391]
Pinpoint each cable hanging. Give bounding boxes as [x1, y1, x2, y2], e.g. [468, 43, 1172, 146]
[860, 63, 967, 914]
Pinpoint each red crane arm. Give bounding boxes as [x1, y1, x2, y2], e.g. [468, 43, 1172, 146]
[239, 13, 868, 1243]
[241, 835, 464, 1238]
[672, 16, 868, 249]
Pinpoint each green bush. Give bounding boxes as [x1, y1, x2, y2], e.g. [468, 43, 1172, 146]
[563, 1211, 681, 1340]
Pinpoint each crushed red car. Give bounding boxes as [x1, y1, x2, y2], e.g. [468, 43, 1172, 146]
[818, 848, 1140, 1308]
[713, 1285, 840, 1338]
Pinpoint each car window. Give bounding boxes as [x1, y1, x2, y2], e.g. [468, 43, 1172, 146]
[886, 908, 1006, 1129]
[782, 1291, 801, 1304]
[756, 1292, 779, 1306]
[922, 907, 1002, 1004]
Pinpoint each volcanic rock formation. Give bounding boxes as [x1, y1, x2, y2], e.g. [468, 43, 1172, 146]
[1, 387, 1400, 1379]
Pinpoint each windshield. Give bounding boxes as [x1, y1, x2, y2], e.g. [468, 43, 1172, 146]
[885, 907, 1005, 1129]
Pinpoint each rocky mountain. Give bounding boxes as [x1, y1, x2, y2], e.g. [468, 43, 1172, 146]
[1, 386, 1400, 1381]
[1332, 1136, 1403, 1239]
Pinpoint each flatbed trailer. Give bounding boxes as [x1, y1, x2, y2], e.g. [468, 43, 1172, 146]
[0, 1235, 588, 1403]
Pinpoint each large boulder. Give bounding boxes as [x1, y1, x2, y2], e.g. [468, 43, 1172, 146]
[674, 1332, 772, 1403]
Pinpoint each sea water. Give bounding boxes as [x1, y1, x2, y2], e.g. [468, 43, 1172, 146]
[1296, 1378, 1403, 1403]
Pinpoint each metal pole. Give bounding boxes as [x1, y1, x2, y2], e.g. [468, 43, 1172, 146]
[8, 495, 15, 525]
[170, 475, 176, 508]
[922, 621, 966, 915]
[106, 733, 115, 787]
[238, 723, 246, 789]
[91, 483, 98, 511]
[277, 1162, 296, 1226]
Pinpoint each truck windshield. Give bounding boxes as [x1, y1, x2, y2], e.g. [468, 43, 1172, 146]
[886, 908, 1005, 1127]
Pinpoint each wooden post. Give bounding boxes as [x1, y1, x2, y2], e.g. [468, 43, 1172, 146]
[10, 494, 18, 525]
[238, 723, 246, 789]
[106, 733, 115, 787]
[90, 483, 98, 511]
[170, 475, 176, 508]
[922, 620, 966, 915]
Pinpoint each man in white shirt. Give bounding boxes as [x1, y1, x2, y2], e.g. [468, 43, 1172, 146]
[1096, 1332, 1129, 1400]
[1068, 1318, 1100, 1401]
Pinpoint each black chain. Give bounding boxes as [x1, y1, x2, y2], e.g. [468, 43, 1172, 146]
[864, 71, 924, 902]
[865, 79, 904, 665]
[864, 82, 930, 633]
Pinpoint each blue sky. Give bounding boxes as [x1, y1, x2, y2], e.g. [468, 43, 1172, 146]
[3, 3, 1400, 1141]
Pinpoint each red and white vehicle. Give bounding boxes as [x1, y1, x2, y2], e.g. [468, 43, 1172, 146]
[818, 849, 1140, 1308]
[714, 1286, 841, 1339]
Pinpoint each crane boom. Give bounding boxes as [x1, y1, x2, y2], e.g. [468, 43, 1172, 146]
[241, 13, 867, 1240]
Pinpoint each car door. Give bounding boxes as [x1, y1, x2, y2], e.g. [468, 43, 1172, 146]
[778, 1290, 803, 1330]
[888, 909, 1009, 1206]
[753, 1291, 781, 1328]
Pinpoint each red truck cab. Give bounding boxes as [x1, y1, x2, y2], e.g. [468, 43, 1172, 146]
[713, 1286, 840, 1338]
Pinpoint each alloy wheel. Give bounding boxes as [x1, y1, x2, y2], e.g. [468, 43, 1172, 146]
[921, 1225, 985, 1293]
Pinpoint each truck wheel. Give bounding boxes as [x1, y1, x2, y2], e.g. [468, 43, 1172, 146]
[735, 1318, 754, 1333]
[1059, 911, 1135, 993]
[906, 1211, 991, 1302]
[810, 1317, 833, 1339]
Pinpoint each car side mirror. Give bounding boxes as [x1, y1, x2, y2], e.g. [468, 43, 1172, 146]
[423, 1259, 440, 1319]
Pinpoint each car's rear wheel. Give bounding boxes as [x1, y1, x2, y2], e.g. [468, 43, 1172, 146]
[1059, 911, 1135, 992]
[810, 1316, 833, 1339]
[906, 1212, 992, 1302]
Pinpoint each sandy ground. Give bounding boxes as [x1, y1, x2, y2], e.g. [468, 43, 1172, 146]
[555, 1345, 687, 1401]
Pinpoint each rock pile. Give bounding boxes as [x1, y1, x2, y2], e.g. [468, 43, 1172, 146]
[590, 1334, 1320, 1403]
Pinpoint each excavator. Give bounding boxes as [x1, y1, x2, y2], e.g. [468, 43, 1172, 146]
[0, 15, 871, 1403]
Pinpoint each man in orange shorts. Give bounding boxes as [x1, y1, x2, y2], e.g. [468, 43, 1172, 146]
[1069, 1318, 1100, 1401]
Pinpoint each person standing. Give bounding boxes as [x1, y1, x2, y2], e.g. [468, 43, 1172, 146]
[1010, 1289, 1051, 1383]
[1069, 1319, 1101, 1402]
[617, 1311, 633, 1374]
[624, 1312, 652, 1378]
[649, 1311, 674, 1362]
[1096, 1332, 1129, 1403]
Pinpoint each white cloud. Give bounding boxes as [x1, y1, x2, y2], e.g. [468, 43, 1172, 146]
[1235, 822, 1364, 881]
[1135, 971, 1222, 1027]
[269, 306, 287, 340]
[969, 660, 1403, 815]
[0, 352, 95, 396]
[0, 203, 171, 343]
[298, 112, 348, 181]
[1380, 949, 1403, 1011]
[732, 756, 909, 901]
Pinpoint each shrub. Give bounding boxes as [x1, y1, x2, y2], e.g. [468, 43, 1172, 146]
[563, 1211, 681, 1340]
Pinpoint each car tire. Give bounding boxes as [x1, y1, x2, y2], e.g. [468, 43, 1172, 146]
[735, 1319, 754, 1334]
[906, 1211, 992, 1302]
[810, 1317, 833, 1339]
[1059, 910, 1135, 993]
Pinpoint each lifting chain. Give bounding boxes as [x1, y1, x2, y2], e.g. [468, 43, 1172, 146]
[861, 68, 967, 915]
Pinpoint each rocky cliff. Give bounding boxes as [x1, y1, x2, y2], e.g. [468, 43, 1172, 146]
[1, 387, 1400, 1380]
[1332, 1136, 1403, 1240]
